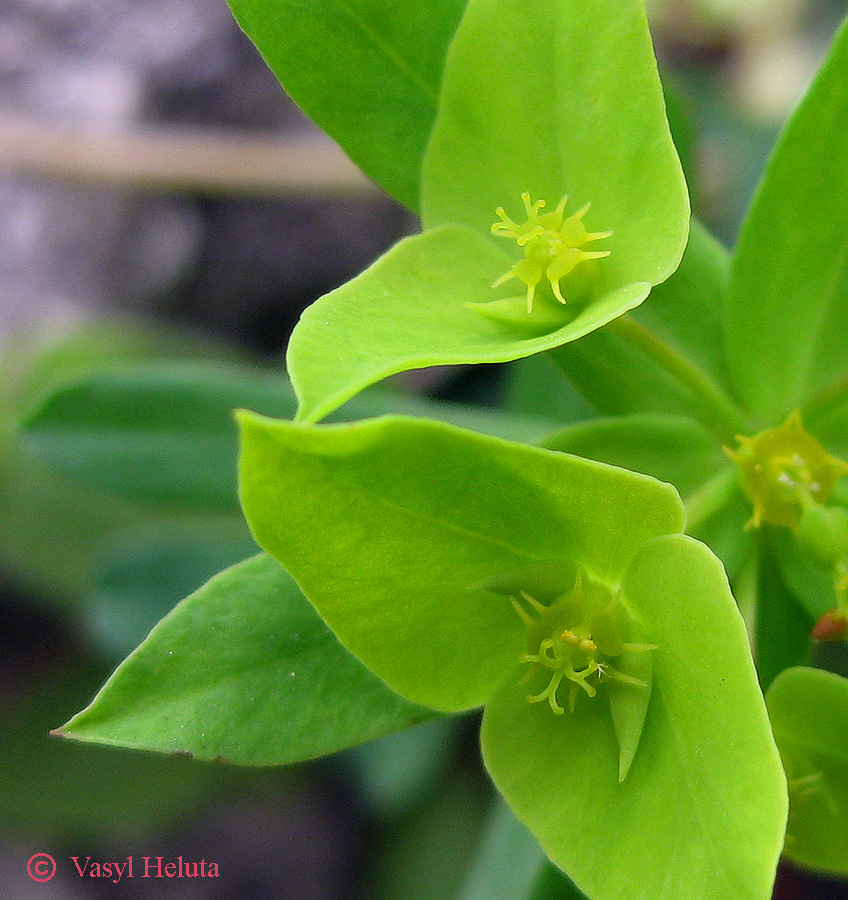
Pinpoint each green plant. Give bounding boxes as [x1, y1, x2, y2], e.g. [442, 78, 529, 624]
[20, 1, 848, 898]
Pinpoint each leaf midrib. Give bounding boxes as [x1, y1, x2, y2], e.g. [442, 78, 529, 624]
[333, 0, 439, 104]
[314, 456, 541, 562]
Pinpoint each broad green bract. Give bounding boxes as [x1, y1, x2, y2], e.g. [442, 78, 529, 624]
[286, 0, 689, 424]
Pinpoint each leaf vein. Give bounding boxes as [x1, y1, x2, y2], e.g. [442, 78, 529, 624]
[333, 0, 438, 103]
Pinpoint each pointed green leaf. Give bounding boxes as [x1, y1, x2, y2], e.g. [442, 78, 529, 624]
[726, 15, 848, 422]
[482, 534, 787, 900]
[226, 0, 466, 209]
[768, 667, 848, 875]
[288, 226, 650, 423]
[542, 413, 725, 499]
[60, 554, 435, 764]
[238, 414, 685, 710]
[606, 643, 654, 782]
[422, 0, 689, 292]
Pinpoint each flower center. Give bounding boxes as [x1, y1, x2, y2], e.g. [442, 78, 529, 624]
[510, 570, 654, 715]
[725, 410, 848, 530]
[491, 193, 612, 312]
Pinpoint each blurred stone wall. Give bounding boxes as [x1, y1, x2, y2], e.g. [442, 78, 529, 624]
[0, 0, 413, 353]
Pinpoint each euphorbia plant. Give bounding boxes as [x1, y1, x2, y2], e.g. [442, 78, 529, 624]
[283, 0, 689, 423]
[234, 412, 785, 900]
[21, 0, 848, 898]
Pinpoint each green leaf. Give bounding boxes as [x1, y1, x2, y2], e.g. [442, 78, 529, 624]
[549, 218, 733, 425]
[21, 361, 298, 511]
[288, 226, 651, 423]
[226, 0, 466, 209]
[542, 413, 725, 499]
[1, 319, 231, 422]
[422, 0, 689, 290]
[20, 356, 561, 524]
[60, 554, 435, 764]
[482, 534, 787, 900]
[754, 539, 815, 692]
[343, 717, 459, 819]
[238, 414, 685, 711]
[769, 527, 838, 621]
[504, 353, 595, 425]
[726, 15, 848, 423]
[0, 323, 243, 602]
[768, 667, 848, 875]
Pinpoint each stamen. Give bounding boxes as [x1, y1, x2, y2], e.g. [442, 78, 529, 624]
[526, 669, 566, 715]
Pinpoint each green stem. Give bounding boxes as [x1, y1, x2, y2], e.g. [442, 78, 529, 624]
[801, 371, 848, 424]
[605, 314, 749, 443]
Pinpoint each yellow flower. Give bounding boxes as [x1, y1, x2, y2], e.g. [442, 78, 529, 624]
[491, 193, 612, 311]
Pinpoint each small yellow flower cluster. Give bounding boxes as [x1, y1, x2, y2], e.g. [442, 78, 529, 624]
[725, 410, 848, 531]
[491, 193, 612, 312]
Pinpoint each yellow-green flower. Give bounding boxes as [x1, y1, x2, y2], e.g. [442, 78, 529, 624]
[725, 410, 848, 530]
[491, 193, 612, 311]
